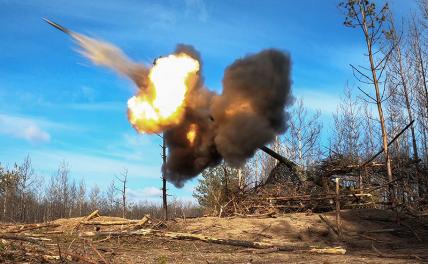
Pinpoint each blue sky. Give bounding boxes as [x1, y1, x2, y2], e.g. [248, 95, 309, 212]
[0, 0, 417, 203]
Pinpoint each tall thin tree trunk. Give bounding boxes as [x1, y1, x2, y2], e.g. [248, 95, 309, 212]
[162, 135, 168, 221]
[360, 4, 394, 203]
[395, 42, 421, 196]
[403, 97, 418, 162]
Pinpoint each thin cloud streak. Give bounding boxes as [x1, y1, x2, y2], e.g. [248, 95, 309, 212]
[0, 113, 51, 143]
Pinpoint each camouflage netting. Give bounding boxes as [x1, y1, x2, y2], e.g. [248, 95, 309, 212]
[220, 155, 383, 217]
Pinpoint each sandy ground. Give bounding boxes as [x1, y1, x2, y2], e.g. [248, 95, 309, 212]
[0, 209, 427, 263]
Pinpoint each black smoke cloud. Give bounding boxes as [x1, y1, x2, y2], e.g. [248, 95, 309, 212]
[73, 34, 293, 187]
[164, 49, 293, 187]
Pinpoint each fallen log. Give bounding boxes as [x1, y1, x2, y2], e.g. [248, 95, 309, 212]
[72, 210, 101, 232]
[233, 212, 276, 218]
[81, 220, 139, 225]
[84, 210, 100, 221]
[318, 215, 339, 237]
[79, 228, 346, 255]
[132, 215, 151, 229]
[8, 223, 60, 233]
[0, 233, 98, 264]
[0, 234, 46, 245]
[309, 246, 346, 255]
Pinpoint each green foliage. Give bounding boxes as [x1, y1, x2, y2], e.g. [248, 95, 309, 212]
[193, 163, 241, 215]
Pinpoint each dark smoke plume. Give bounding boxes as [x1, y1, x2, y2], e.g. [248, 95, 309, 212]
[72, 35, 293, 187]
[164, 49, 293, 187]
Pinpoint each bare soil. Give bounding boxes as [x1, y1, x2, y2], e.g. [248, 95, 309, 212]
[0, 209, 427, 263]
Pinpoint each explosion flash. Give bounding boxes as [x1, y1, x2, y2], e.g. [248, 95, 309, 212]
[128, 54, 199, 133]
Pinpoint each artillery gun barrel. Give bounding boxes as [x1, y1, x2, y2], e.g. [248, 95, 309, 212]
[258, 145, 298, 171]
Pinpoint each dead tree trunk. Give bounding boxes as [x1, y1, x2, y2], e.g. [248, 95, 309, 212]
[115, 169, 128, 219]
[162, 135, 168, 221]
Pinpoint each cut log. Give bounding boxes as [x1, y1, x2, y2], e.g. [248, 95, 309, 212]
[81, 220, 138, 225]
[72, 210, 100, 232]
[133, 215, 151, 229]
[8, 223, 60, 233]
[0, 234, 45, 245]
[309, 246, 346, 255]
[84, 210, 100, 221]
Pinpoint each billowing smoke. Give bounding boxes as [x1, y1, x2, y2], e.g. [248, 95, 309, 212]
[71, 33, 293, 187]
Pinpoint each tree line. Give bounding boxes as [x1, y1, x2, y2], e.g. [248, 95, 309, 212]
[0, 156, 201, 223]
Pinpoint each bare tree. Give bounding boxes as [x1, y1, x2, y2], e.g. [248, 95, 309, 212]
[56, 161, 70, 218]
[105, 179, 117, 215]
[17, 155, 38, 222]
[332, 86, 363, 159]
[361, 102, 379, 158]
[115, 169, 128, 218]
[340, 0, 395, 203]
[88, 185, 101, 211]
[410, 18, 428, 166]
[78, 178, 86, 217]
[386, 14, 419, 163]
[68, 180, 77, 217]
[283, 98, 322, 169]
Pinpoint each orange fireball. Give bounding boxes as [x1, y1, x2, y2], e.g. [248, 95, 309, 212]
[127, 53, 199, 133]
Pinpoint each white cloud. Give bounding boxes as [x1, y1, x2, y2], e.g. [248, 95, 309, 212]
[127, 187, 163, 203]
[0, 114, 51, 143]
[23, 125, 50, 142]
[142, 186, 163, 197]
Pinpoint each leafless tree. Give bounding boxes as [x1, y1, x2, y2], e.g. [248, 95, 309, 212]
[410, 17, 428, 166]
[283, 98, 322, 169]
[105, 179, 117, 215]
[68, 180, 77, 217]
[340, 0, 395, 203]
[16, 156, 39, 222]
[361, 101, 379, 158]
[332, 86, 363, 160]
[385, 13, 419, 163]
[115, 169, 128, 218]
[56, 161, 70, 218]
[77, 178, 86, 217]
[88, 185, 101, 211]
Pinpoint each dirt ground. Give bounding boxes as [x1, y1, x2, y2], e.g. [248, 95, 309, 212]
[0, 209, 427, 263]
